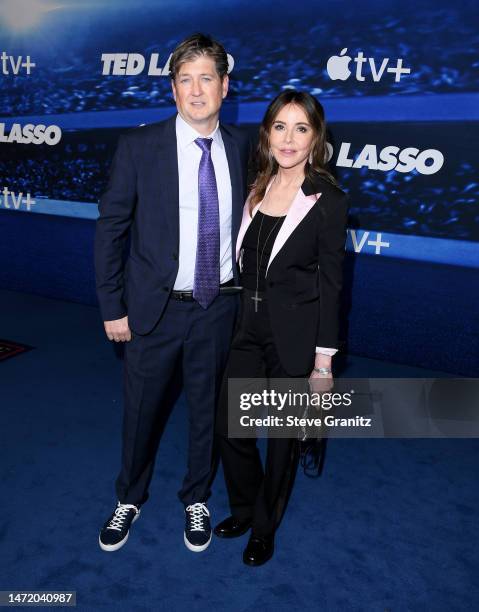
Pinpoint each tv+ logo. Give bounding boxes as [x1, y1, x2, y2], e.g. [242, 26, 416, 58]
[1, 187, 35, 211]
[1, 52, 35, 75]
[101, 53, 235, 76]
[327, 48, 410, 82]
[348, 230, 390, 255]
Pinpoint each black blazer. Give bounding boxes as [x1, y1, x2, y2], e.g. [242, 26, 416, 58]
[236, 173, 349, 376]
[95, 114, 250, 335]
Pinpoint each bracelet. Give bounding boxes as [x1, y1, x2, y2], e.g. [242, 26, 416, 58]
[313, 367, 332, 375]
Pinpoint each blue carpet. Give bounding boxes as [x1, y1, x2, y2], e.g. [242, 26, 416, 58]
[0, 290, 478, 611]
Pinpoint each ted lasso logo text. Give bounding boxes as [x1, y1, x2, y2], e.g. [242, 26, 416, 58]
[0, 123, 62, 146]
[327, 142, 444, 175]
[327, 48, 410, 82]
[100, 53, 235, 76]
[1, 52, 35, 75]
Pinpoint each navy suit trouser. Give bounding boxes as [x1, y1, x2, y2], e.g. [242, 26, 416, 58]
[116, 293, 238, 507]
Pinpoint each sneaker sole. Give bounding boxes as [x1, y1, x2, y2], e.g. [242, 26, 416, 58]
[99, 511, 140, 552]
[183, 531, 212, 553]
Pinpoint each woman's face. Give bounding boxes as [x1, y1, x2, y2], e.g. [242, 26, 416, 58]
[269, 103, 315, 171]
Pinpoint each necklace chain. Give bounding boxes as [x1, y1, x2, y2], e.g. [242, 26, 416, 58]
[253, 212, 283, 312]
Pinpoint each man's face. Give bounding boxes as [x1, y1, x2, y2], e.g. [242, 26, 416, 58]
[171, 55, 228, 131]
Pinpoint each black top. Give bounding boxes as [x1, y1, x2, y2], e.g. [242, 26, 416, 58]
[241, 211, 286, 291]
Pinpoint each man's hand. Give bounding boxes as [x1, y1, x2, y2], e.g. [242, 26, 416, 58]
[104, 316, 132, 342]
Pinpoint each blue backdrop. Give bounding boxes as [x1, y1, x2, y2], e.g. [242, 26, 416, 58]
[0, 0, 478, 374]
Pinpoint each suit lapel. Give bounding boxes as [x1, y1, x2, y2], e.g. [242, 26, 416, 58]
[220, 125, 244, 252]
[156, 115, 179, 247]
[236, 173, 326, 272]
[236, 180, 274, 261]
[266, 187, 321, 274]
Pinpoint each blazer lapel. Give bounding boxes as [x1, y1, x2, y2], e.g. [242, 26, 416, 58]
[156, 115, 179, 247]
[266, 187, 321, 274]
[236, 180, 274, 261]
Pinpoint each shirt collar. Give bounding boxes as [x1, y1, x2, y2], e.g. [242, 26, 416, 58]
[175, 113, 223, 151]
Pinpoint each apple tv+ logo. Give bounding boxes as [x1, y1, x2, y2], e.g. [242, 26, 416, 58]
[327, 48, 410, 83]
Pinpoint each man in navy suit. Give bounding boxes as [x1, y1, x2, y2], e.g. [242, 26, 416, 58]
[95, 34, 250, 553]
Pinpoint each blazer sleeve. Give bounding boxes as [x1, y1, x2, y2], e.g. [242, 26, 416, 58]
[316, 193, 349, 348]
[94, 134, 137, 321]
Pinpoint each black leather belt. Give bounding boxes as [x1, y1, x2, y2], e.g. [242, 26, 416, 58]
[170, 279, 242, 302]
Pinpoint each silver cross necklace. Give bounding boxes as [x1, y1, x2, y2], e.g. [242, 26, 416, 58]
[252, 212, 283, 312]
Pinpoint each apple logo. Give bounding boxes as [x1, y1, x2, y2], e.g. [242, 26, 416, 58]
[327, 48, 352, 81]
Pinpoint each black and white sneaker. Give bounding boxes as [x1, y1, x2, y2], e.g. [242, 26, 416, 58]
[184, 503, 212, 552]
[99, 502, 140, 552]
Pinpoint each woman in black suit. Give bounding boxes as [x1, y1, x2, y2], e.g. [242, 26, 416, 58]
[214, 90, 349, 565]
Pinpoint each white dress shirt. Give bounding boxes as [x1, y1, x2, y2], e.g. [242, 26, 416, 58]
[174, 113, 233, 291]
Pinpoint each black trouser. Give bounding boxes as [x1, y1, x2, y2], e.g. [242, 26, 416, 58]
[216, 289, 304, 537]
[116, 292, 238, 507]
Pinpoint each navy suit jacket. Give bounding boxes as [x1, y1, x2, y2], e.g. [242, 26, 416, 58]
[94, 114, 250, 335]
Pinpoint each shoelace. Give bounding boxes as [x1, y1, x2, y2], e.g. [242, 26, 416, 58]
[185, 503, 210, 532]
[107, 503, 138, 531]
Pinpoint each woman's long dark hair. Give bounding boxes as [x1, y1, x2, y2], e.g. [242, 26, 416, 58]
[250, 90, 336, 211]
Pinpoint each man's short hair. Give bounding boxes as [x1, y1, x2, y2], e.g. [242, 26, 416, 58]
[170, 33, 228, 80]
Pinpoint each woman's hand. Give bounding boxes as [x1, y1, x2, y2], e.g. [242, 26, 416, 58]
[309, 354, 334, 393]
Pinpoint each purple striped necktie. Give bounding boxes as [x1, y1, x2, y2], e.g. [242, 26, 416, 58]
[193, 137, 220, 309]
